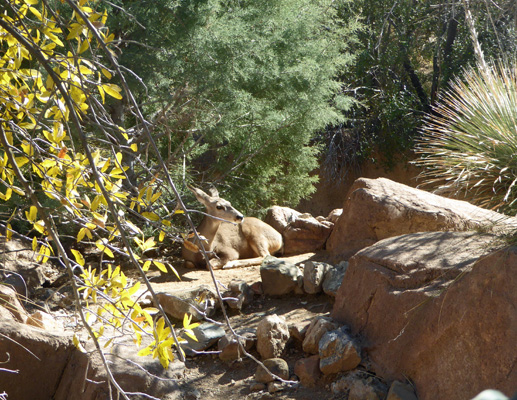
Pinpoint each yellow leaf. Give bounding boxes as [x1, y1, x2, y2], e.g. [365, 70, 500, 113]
[12, 186, 25, 196]
[78, 38, 89, 54]
[102, 84, 123, 100]
[0, 188, 12, 201]
[130, 143, 138, 152]
[151, 192, 162, 203]
[29, 7, 42, 20]
[33, 220, 47, 235]
[101, 68, 112, 79]
[73, 334, 87, 353]
[71, 249, 85, 266]
[6, 224, 12, 241]
[32, 236, 37, 251]
[77, 227, 86, 242]
[153, 261, 168, 273]
[26, 206, 37, 223]
[97, 84, 105, 104]
[159, 230, 165, 242]
[137, 345, 153, 357]
[142, 260, 151, 272]
[174, 209, 185, 214]
[95, 239, 114, 258]
[15, 157, 29, 168]
[37, 244, 51, 263]
[142, 212, 160, 221]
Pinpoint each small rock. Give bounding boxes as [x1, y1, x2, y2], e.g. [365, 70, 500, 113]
[223, 280, 254, 310]
[180, 323, 225, 355]
[250, 382, 267, 392]
[319, 327, 361, 375]
[256, 314, 290, 359]
[294, 355, 320, 388]
[183, 388, 201, 400]
[303, 261, 332, 294]
[322, 261, 348, 297]
[267, 381, 285, 393]
[332, 371, 388, 399]
[250, 281, 263, 295]
[387, 381, 418, 400]
[326, 208, 343, 224]
[471, 390, 509, 400]
[218, 331, 255, 362]
[255, 358, 289, 383]
[260, 256, 303, 296]
[288, 321, 309, 349]
[302, 316, 338, 355]
[154, 285, 217, 321]
[26, 310, 58, 330]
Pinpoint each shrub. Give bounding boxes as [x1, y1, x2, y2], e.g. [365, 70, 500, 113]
[414, 61, 517, 215]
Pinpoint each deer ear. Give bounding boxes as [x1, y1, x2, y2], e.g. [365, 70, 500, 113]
[207, 186, 219, 198]
[189, 187, 210, 204]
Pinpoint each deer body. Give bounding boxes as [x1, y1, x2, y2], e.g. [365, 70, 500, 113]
[182, 187, 283, 269]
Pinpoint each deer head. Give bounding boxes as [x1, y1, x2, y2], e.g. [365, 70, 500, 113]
[190, 187, 244, 223]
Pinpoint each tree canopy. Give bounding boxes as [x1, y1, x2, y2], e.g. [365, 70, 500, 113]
[106, 0, 361, 211]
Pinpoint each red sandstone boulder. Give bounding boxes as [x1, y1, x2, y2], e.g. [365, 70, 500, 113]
[327, 177, 517, 260]
[265, 206, 333, 255]
[331, 231, 517, 400]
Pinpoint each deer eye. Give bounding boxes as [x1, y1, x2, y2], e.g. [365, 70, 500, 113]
[216, 205, 224, 210]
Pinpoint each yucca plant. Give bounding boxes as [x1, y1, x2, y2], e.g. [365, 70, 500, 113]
[414, 60, 517, 215]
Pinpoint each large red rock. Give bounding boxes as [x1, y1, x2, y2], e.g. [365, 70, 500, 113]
[0, 319, 183, 399]
[265, 206, 333, 255]
[331, 231, 517, 400]
[327, 177, 516, 260]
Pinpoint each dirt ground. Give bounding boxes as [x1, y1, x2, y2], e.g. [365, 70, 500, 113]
[145, 252, 346, 400]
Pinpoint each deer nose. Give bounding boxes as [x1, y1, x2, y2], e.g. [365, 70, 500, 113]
[236, 214, 244, 222]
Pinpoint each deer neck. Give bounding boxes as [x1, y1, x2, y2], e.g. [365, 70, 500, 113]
[197, 216, 223, 248]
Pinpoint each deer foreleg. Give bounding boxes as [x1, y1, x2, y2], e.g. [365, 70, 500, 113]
[222, 256, 266, 269]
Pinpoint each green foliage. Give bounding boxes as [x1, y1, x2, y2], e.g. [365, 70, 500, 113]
[414, 61, 517, 214]
[106, 0, 361, 211]
[324, 0, 517, 176]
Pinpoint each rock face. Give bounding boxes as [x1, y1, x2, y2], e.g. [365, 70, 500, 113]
[0, 319, 184, 400]
[265, 206, 333, 254]
[331, 231, 516, 400]
[0, 238, 59, 293]
[0, 319, 81, 400]
[327, 177, 517, 260]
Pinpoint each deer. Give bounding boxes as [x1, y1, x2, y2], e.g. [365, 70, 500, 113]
[181, 187, 283, 270]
